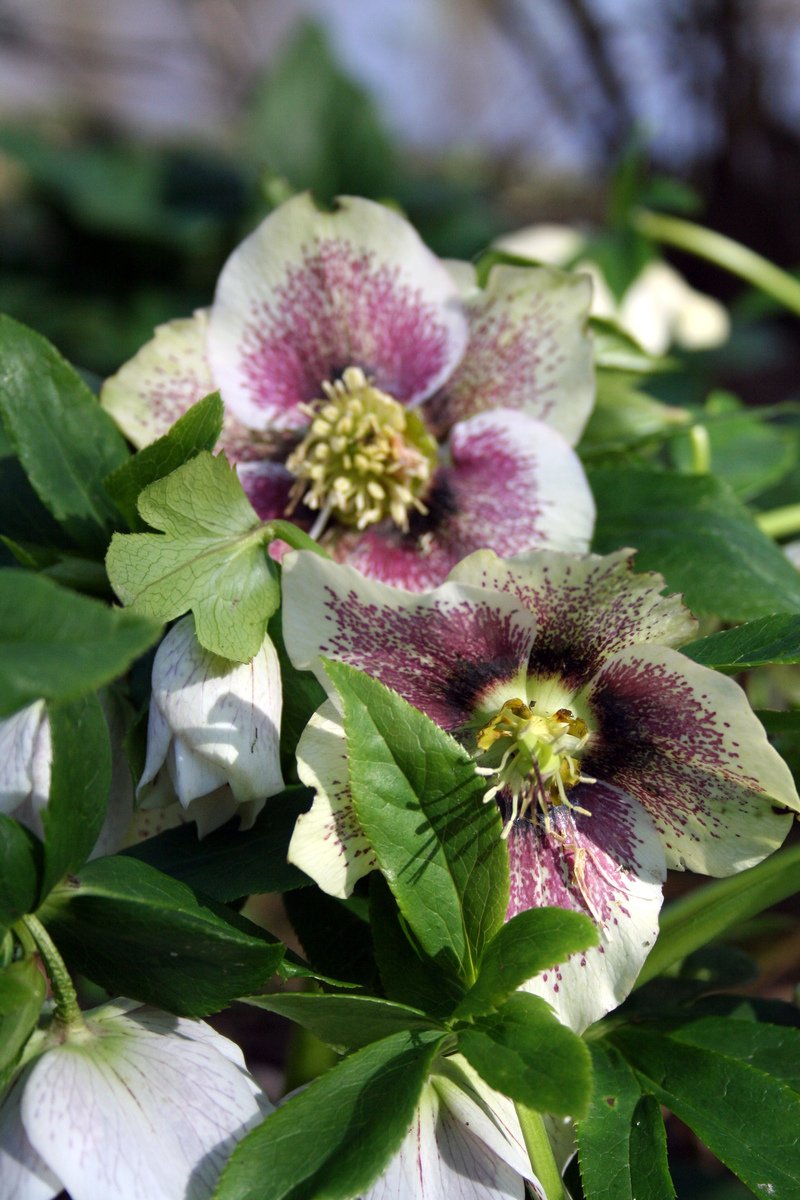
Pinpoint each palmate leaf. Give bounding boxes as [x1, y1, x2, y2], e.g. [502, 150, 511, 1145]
[241, 992, 444, 1052]
[325, 660, 508, 990]
[106, 451, 280, 662]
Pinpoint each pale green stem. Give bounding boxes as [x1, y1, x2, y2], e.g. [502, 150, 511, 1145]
[688, 424, 711, 474]
[632, 208, 800, 317]
[515, 1103, 566, 1200]
[756, 503, 800, 541]
[21, 915, 86, 1032]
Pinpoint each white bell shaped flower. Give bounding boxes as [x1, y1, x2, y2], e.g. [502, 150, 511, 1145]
[138, 616, 284, 836]
[0, 999, 269, 1200]
[0, 692, 133, 855]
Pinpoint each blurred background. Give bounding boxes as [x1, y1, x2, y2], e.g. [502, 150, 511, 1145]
[3, 5, 800, 1197]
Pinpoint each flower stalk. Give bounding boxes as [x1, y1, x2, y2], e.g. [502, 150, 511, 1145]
[20, 913, 86, 1033]
[632, 208, 800, 318]
[515, 1102, 567, 1200]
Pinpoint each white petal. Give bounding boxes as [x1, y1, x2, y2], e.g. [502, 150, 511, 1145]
[208, 193, 469, 431]
[21, 1006, 268, 1200]
[289, 700, 377, 898]
[0, 702, 45, 816]
[361, 1075, 539, 1200]
[0, 1071, 62, 1200]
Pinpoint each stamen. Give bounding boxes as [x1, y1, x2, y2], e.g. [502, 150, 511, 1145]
[286, 366, 437, 533]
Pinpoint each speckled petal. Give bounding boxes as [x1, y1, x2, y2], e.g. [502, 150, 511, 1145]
[289, 700, 376, 898]
[448, 548, 698, 690]
[235, 460, 297, 522]
[100, 310, 259, 460]
[506, 783, 665, 1032]
[330, 409, 594, 590]
[0, 1072, 62, 1200]
[208, 193, 469, 433]
[425, 264, 594, 445]
[585, 643, 800, 875]
[281, 552, 538, 733]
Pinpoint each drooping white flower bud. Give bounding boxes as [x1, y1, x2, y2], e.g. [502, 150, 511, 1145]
[0, 693, 133, 854]
[138, 616, 284, 836]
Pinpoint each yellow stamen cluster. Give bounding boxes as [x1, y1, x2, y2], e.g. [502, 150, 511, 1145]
[474, 697, 593, 838]
[285, 367, 437, 534]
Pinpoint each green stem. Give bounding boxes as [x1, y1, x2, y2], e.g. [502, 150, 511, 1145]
[688, 424, 711, 474]
[515, 1103, 566, 1200]
[756, 503, 800, 541]
[21, 915, 85, 1031]
[632, 208, 800, 317]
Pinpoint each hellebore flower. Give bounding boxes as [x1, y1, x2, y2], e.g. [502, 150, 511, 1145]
[495, 223, 730, 357]
[281, 548, 800, 1031]
[0, 693, 133, 856]
[138, 616, 285, 836]
[359, 1057, 547, 1200]
[0, 998, 268, 1200]
[101, 193, 595, 590]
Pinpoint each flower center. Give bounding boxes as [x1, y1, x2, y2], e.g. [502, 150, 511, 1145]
[473, 697, 594, 838]
[285, 366, 438, 536]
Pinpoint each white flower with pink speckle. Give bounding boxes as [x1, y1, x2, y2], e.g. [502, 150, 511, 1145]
[280, 546, 800, 1032]
[102, 194, 595, 591]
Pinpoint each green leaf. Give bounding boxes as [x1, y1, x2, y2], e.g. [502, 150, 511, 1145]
[39, 695, 112, 900]
[244, 21, 396, 202]
[284, 886, 377, 992]
[267, 611, 326, 782]
[589, 467, 800, 620]
[0, 315, 127, 553]
[106, 451, 279, 661]
[683, 614, 800, 671]
[613, 1023, 800, 1199]
[0, 569, 162, 717]
[103, 392, 224, 530]
[628, 1095, 675, 1200]
[241, 992, 443, 1051]
[670, 397, 796, 501]
[325, 660, 508, 988]
[0, 815, 41, 932]
[581, 372, 689, 455]
[41, 855, 284, 1016]
[457, 992, 592, 1117]
[0, 958, 46, 1091]
[637, 843, 800, 986]
[123, 787, 312, 900]
[590, 318, 670, 374]
[455, 907, 598, 1019]
[578, 1042, 646, 1200]
[214, 1028, 444, 1200]
[368, 872, 466, 1018]
[667, 1016, 800, 1095]
[1, 537, 111, 595]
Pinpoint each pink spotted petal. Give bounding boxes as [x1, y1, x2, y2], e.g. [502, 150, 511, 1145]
[330, 409, 594, 590]
[281, 552, 538, 733]
[289, 700, 377, 898]
[235, 460, 298, 523]
[100, 310, 263, 460]
[506, 784, 665, 1032]
[208, 194, 469, 433]
[585, 643, 800, 875]
[448, 548, 698, 689]
[424, 264, 594, 445]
